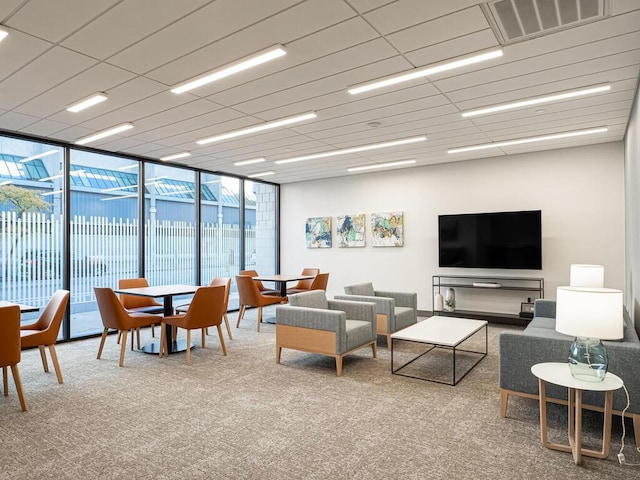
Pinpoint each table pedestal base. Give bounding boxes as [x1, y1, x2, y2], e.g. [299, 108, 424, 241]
[141, 340, 194, 355]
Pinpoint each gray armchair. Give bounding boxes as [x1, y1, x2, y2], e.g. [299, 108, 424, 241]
[275, 290, 377, 376]
[335, 282, 417, 349]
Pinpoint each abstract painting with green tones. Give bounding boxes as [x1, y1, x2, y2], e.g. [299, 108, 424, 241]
[336, 214, 365, 247]
[371, 211, 403, 247]
[306, 216, 332, 248]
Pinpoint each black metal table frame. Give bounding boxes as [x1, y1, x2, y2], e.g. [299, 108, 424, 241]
[391, 324, 488, 385]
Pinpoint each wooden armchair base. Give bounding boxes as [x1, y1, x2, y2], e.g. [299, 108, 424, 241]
[500, 387, 640, 447]
[276, 324, 377, 376]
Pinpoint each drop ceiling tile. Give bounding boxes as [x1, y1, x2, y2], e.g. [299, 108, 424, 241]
[61, 0, 212, 60]
[405, 30, 499, 67]
[0, 27, 53, 83]
[0, 111, 39, 130]
[385, 6, 489, 54]
[0, 46, 96, 111]
[346, 0, 396, 14]
[107, 0, 317, 75]
[0, 0, 24, 20]
[14, 63, 137, 118]
[20, 118, 72, 137]
[5, 0, 119, 43]
[146, 3, 369, 87]
[364, 0, 483, 35]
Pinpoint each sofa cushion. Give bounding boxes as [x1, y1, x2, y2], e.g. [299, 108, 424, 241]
[527, 317, 556, 330]
[345, 283, 375, 296]
[344, 319, 373, 353]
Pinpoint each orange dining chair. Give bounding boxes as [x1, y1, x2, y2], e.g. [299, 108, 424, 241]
[94, 287, 161, 367]
[1, 305, 27, 411]
[176, 277, 233, 340]
[236, 275, 287, 332]
[287, 272, 329, 294]
[286, 268, 319, 294]
[20, 289, 70, 384]
[118, 278, 163, 342]
[240, 269, 279, 295]
[160, 285, 227, 366]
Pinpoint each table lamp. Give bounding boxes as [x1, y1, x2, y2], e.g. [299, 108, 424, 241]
[569, 264, 604, 287]
[555, 286, 623, 382]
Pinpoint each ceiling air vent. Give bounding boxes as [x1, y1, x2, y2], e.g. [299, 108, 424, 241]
[483, 0, 610, 45]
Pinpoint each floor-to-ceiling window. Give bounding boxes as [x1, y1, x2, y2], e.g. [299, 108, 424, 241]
[0, 136, 64, 328]
[201, 173, 242, 309]
[144, 163, 196, 289]
[245, 181, 277, 278]
[69, 150, 139, 337]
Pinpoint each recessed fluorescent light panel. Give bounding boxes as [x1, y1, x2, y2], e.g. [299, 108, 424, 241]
[347, 160, 416, 172]
[248, 171, 274, 178]
[447, 127, 608, 154]
[275, 136, 427, 165]
[66, 93, 107, 113]
[197, 112, 316, 145]
[348, 49, 503, 95]
[19, 149, 59, 163]
[0, 29, 8, 42]
[234, 158, 266, 166]
[75, 123, 134, 145]
[171, 45, 286, 94]
[160, 152, 191, 161]
[461, 85, 611, 118]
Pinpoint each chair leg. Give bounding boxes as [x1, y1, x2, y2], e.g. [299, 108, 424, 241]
[97, 328, 109, 359]
[38, 345, 49, 373]
[223, 313, 233, 340]
[633, 414, 640, 448]
[119, 330, 128, 367]
[159, 322, 166, 357]
[186, 329, 191, 366]
[499, 389, 509, 418]
[276, 345, 282, 364]
[236, 305, 246, 328]
[217, 324, 227, 356]
[136, 328, 141, 350]
[48, 344, 64, 384]
[10, 364, 27, 412]
[386, 334, 391, 350]
[371, 342, 377, 358]
[201, 328, 206, 348]
[3, 367, 7, 396]
[151, 323, 155, 338]
[117, 330, 122, 344]
[335, 355, 343, 377]
[257, 307, 262, 332]
[130, 329, 134, 351]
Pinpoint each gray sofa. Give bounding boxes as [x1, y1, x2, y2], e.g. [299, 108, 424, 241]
[499, 299, 640, 446]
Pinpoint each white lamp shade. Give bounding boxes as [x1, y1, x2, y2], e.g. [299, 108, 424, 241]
[569, 264, 604, 287]
[555, 286, 623, 340]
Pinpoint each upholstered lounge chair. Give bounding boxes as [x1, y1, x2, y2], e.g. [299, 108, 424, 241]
[336, 282, 417, 349]
[275, 290, 377, 376]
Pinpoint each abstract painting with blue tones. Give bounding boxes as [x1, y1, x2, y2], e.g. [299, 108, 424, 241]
[337, 214, 365, 247]
[306, 216, 332, 248]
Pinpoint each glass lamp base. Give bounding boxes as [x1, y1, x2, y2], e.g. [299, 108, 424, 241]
[568, 337, 608, 382]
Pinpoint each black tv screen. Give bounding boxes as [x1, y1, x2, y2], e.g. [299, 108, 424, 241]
[438, 210, 542, 269]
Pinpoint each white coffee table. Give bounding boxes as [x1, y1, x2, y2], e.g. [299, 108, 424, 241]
[531, 362, 624, 465]
[391, 317, 488, 385]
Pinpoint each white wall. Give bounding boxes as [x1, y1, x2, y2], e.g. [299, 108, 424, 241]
[280, 142, 625, 313]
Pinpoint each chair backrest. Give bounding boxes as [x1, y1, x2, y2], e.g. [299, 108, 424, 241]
[94, 287, 133, 330]
[240, 269, 268, 292]
[309, 272, 329, 291]
[21, 289, 69, 346]
[179, 285, 225, 330]
[209, 277, 231, 311]
[118, 278, 161, 309]
[344, 282, 375, 296]
[288, 290, 329, 309]
[0, 305, 21, 368]
[236, 275, 263, 307]
[290, 268, 320, 290]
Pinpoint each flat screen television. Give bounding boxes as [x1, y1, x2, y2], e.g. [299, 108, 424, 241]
[438, 210, 542, 269]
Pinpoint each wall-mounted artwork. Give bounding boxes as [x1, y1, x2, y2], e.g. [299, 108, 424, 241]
[336, 214, 365, 247]
[306, 216, 332, 248]
[371, 211, 404, 247]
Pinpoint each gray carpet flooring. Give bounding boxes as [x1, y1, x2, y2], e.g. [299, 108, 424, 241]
[2, 308, 638, 480]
